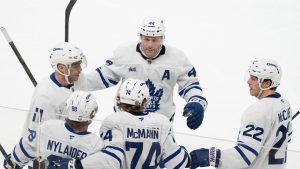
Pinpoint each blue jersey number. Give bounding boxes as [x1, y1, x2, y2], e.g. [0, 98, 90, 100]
[242, 124, 264, 142]
[125, 141, 161, 169]
[268, 122, 290, 164]
[101, 130, 112, 141]
[32, 107, 44, 123]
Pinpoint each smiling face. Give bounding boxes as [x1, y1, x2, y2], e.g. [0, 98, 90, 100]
[247, 75, 273, 99]
[140, 35, 163, 59]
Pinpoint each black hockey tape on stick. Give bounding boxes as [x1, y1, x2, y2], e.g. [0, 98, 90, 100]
[0, 143, 14, 167]
[65, 0, 77, 42]
[0, 27, 37, 87]
[292, 111, 300, 120]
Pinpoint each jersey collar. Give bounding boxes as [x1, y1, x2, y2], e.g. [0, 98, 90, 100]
[136, 43, 166, 62]
[266, 92, 281, 98]
[50, 73, 74, 89]
[128, 111, 149, 116]
[64, 122, 91, 135]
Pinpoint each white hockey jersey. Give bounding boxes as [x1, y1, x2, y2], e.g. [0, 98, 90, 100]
[92, 42, 205, 120]
[219, 93, 292, 169]
[92, 111, 190, 169]
[11, 119, 103, 167]
[22, 73, 103, 135]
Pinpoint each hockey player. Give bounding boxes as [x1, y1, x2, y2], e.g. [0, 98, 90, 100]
[94, 16, 207, 130]
[3, 91, 122, 169]
[47, 78, 190, 169]
[22, 42, 103, 135]
[190, 59, 293, 169]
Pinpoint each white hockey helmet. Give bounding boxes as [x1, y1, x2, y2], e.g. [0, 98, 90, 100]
[49, 42, 87, 71]
[139, 17, 165, 37]
[66, 91, 98, 122]
[248, 59, 282, 89]
[119, 78, 149, 106]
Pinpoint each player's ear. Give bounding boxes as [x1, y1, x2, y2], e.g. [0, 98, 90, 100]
[262, 80, 272, 88]
[57, 64, 66, 73]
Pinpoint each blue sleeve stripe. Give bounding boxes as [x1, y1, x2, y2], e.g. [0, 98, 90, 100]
[191, 81, 200, 86]
[234, 146, 251, 166]
[19, 138, 34, 159]
[288, 132, 292, 136]
[288, 139, 291, 143]
[105, 146, 125, 156]
[163, 147, 181, 164]
[179, 86, 202, 97]
[108, 79, 118, 85]
[179, 90, 184, 96]
[174, 149, 188, 169]
[101, 149, 122, 168]
[96, 68, 109, 88]
[178, 81, 201, 96]
[12, 147, 21, 163]
[182, 86, 202, 97]
[237, 143, 258, 156]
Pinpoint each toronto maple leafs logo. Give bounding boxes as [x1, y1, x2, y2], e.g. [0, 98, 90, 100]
[145, 79, 163, 113]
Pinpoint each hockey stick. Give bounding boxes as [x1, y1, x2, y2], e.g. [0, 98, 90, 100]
[1, 27, 37, 87]
[292, 111, 300, 120]
[65, 0, 77, 42]
[0, 144, 14, 167]
[185, 110, 300, 121]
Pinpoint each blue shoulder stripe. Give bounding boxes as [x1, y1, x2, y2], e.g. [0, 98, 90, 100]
[163, 147, 181, 164]
[237, 143, 258, 156]
[174, 149, 188, 169]
[101, 149, 122, 168]
[105, 146, 125, 156]
[234, 146, 251, 166]
[19, 138, 34, 159]
[96, 68, 109, 88]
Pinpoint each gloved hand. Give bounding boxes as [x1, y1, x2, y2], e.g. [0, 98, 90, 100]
[190, 147, 220, 169]
[47, 155, 82, 169]
[183, 96, 207, 129]
[3, 154, 21, 169]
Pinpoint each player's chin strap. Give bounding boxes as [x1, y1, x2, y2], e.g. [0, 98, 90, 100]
[256, 79, 276, 99]
[56, 65, 72, 85]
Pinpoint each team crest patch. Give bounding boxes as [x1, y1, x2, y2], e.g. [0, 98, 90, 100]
[145, 79, 163, 113]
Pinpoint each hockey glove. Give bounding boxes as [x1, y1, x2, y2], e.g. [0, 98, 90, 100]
[3, 154, 21, 169]
[190, 147, 220, 169]
[47, 155, 83, 169]
[183, 96, 207, 129]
